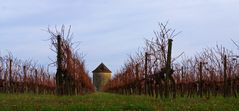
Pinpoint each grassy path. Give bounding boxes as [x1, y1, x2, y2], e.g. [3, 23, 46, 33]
[0, 93, 239, 111]
[0, 93, 162, 111]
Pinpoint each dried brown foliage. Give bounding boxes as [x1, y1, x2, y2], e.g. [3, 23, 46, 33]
[103, 23, 239, 98]
[48, 26, 94, 95]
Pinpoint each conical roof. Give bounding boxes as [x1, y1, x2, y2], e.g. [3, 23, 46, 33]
[92, 63, 112, 73]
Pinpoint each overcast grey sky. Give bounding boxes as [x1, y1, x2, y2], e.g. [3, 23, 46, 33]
[0, 0, 239, 75]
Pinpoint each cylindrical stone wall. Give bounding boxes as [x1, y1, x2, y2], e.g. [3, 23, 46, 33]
[93, 72, 111, 91]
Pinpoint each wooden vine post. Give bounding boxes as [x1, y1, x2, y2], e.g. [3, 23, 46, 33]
[23, 66, 27, 93]
[165, 39, 174, 98]
[223, 55, 228, 97]
[9, 59, 13, 93]
[199, 62, 203, 98]
[135, 63, 141, 95]
[56, 35, 64, 95]
[35, 69, 39, 94]
[181, 66, 184, 97]
[144, 52, 148, 95]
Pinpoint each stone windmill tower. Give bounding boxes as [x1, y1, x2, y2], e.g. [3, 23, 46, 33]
[92, 63, 112, 91]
